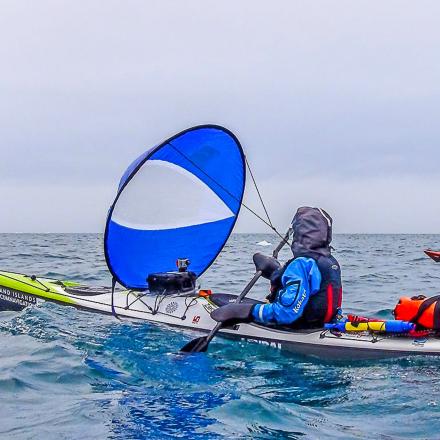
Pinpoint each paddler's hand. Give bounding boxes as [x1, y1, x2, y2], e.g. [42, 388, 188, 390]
[253, 253, 281, 279]
[211, 303, 255, 326]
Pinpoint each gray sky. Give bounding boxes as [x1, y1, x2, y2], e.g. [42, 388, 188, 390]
[1, 0, 439, 233]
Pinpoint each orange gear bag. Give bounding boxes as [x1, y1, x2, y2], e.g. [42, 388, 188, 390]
[394, 295, 440, 330]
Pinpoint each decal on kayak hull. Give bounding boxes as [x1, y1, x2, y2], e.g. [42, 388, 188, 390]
[0, 286, 37, 311]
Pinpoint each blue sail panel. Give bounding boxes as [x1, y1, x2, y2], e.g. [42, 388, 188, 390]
[104, 125, 245, 289]
[149, 130, 243, 213]
[106, 217, 236, 289]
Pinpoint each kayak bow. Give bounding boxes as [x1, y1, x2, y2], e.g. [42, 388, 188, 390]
[425, 250, 440, 263]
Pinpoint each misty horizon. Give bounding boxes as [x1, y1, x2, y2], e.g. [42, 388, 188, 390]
[1, 1, 439, 234]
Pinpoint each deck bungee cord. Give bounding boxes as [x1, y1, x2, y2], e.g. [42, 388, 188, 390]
[123, 288, 199, 321]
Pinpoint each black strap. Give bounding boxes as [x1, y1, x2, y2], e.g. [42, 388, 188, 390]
[111, 277, 121, 320]
[411, 294, 440, 326]
[434, 300, 440, 329]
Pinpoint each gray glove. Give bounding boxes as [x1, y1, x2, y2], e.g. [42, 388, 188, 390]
[253, 253, 281, 279]
[211, 303, 255, 326]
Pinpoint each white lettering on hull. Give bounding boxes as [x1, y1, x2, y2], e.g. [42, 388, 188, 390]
[0, 288, 37, 307]
[248, 338, 282, 349]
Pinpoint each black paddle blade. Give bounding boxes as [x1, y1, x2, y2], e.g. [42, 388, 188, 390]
[180, 336, 209, 353]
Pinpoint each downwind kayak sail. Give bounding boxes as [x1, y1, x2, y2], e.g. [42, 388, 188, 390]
[104, 125, 246, 289]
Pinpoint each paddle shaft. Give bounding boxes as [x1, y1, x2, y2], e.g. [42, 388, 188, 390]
[270, 227, 292, 260]
[198, 227, 292, 348]
[199, 270, 263, 347]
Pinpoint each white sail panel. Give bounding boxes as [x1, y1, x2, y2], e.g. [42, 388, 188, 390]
[111, 160, 234, 230]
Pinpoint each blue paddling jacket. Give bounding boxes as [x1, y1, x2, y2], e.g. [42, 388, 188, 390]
[252, 255, 342, 326]
[252, 207, 343, 327]
[252, 257, 321, 325]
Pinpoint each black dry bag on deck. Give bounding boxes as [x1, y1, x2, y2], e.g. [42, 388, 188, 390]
[147, 271, 196, 295]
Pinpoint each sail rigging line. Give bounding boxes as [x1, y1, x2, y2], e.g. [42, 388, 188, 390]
[168, 141, 288, 245]
[110, 277, 121, 320]
[244, 155, 274, 229]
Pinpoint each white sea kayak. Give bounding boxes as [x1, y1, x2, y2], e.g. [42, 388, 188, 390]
[1, 270, 439, 360]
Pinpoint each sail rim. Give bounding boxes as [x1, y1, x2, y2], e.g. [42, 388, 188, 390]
[104, 124, 246, 290]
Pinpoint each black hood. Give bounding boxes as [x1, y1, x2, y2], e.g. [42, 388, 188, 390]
[291, 207, 332, 258]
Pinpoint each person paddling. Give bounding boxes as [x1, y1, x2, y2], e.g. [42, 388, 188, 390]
[211, 207, 343, 329]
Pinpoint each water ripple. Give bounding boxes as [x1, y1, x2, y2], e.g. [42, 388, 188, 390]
[1, 233, 440, 438]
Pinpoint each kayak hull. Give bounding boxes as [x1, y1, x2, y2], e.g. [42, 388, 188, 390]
[425, 249, 440, 262]
[1, 271, 440, 360]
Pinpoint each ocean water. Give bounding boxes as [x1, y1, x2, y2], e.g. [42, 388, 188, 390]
[1, 233, 440, 439]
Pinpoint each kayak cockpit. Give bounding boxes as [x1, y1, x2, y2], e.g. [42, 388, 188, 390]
[208, 293, 324, 333]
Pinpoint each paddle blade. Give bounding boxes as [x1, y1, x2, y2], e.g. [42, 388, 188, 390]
[180, 336, 209, 353]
